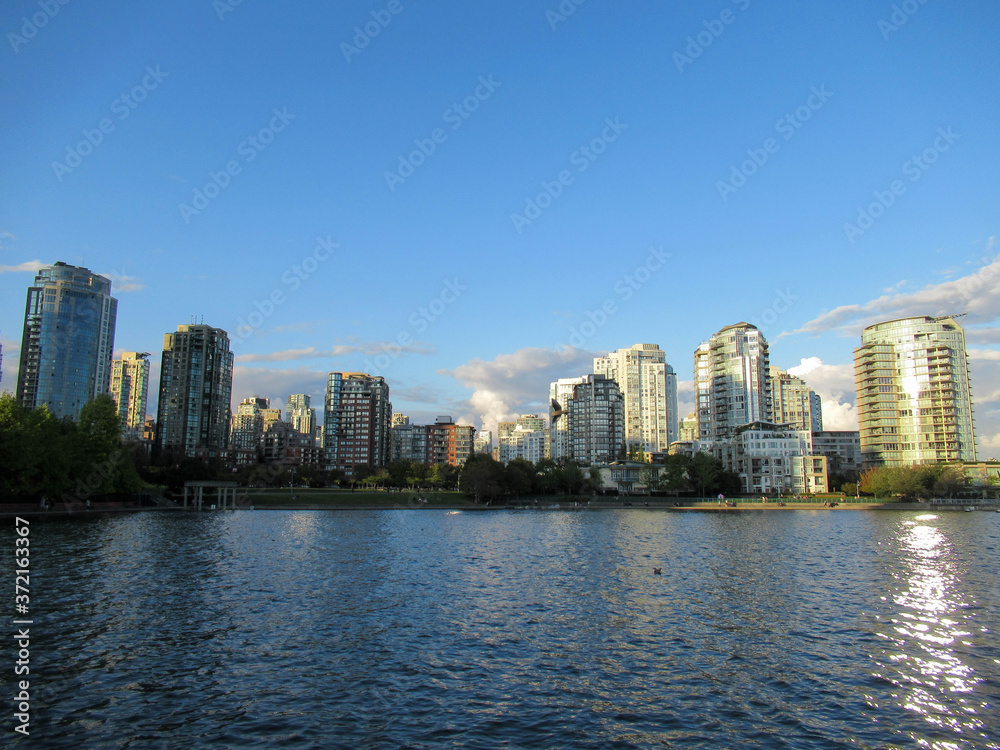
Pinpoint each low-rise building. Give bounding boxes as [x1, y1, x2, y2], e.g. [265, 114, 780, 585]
[716, 421, 828, 495]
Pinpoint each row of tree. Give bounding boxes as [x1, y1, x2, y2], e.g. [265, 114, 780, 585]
[456, 452, 742, 503]
[0, 394, 142, 502]
[858, 463, 969, 499]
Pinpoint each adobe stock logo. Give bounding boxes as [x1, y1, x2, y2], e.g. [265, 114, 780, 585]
[7, 0, 72, 54]
[51, 66, 169, 181]
[510, 118, 627, 233]
[178, 107, 295, 223]
[341, 0, 404, 63]
[234, 236, 338, 343]
[558, 245, 671, 348]
[843, 127, 958, 244]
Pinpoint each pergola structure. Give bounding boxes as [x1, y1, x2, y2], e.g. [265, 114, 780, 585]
[182, 480, 240, 510]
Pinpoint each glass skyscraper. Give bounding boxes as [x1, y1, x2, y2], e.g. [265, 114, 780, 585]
[155, 324, 234, 459]
[855, 315, 976, 468]
[16, 262, 118, 420]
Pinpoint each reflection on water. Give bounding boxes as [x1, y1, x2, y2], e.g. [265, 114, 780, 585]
[5, 509, 999, 748]
[870, 515, 998, 749]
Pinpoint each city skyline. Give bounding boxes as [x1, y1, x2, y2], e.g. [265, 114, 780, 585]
[1, 1, 999, 456]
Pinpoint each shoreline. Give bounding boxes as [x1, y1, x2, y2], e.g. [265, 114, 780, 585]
[2, 500, 996, 516]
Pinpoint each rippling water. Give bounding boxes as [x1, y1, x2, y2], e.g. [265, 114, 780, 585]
[5, 509, 999, 748]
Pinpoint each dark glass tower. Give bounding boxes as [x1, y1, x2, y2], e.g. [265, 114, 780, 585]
[16, 262, 118, 420]
[155, 324, 234, 459]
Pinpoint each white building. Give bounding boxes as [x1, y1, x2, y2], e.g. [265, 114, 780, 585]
[769, 366, 822, 432]
[549, 376, 588, 461]
[695, 323, 770, 444]
[497, 415, 547, 464]
[287, 393, 317, 445]
[594, 343, 678, 452]
[716, 421, 828, 495]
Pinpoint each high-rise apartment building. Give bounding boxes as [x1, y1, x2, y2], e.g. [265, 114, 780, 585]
[391, 421, 429, 463]
[16, 262, 118, 420]
[391, 417, 476, 467]
[324, 372, 391, 477]
[694, 323, 770, 443]
[287, 394, 317, 444]
[427, 417, 476, 467]
[812, 430, 862, 478]
[231, 396, 268, 452]
[678, 411, 698, 443]
[594, 343, 678, 452]
[473, 430, 493, 456]
[769, 366, 823, 433]
[155, 324, 234, 459]
[854, 315, 976, 467]
[549, 375, 588, 461]
[566, 374, 625, 465]
[110, 352, 150, 441]
[497, 414, 547, 464]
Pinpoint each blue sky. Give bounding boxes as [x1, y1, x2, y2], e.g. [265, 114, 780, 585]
[2, 0, 999, 454]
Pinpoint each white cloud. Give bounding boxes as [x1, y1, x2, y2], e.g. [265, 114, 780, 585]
[441, 346, 599, 435]
[231, 367, 329, 415]
[235, 341, 435, 363]
[787, 357, 859, 431]
[0, 260, 44, 274]
[104, 271, 146, 293]
[792, 252, 1000, 340]
[677, 379, 695, 421]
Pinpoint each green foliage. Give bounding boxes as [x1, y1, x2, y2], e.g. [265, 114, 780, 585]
[459, 453, 503, 503]
[0, 393, 143, 502]
[639, 463, 662, 492]
[504, 458, 534, 497]
[860, 463, 968, 499]
[661, 453, 691, 492]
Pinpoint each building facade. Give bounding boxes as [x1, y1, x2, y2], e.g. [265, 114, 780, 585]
[695, 323, 771, 444]
[110, 352, 150, 441]
[549, 376, 587, 461]
[16, 262, 118, 420]
[769, 366, 823, 432]
[566, 374, 625, 466]
[473, 430, 493, 456]
[390, 417, 476, 467]
[155, 324, 234, 459]
[812, 430, 862, 478]
[854, 315, 976, 468]
[594, 343, 678, 452]
[716, 421, 828, 495]
[323, 372, 392, 478]
[497, 414, 547, 464]
[231, 397, 268, 454]
[391, 421, 429, 463]
[286, 394, 317, 444]
[427, 417, 476, 467]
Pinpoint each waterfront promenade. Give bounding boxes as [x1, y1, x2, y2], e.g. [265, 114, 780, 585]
[2, 492, 995, 515]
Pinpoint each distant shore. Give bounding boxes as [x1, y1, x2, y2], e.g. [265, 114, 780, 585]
[2, 496, 995, 516]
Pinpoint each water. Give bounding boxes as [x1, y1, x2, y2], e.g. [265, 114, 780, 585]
[5, 509, 999, 749]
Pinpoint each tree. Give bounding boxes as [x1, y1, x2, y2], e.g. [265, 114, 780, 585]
[689, 452, 720, 497]
[459, 454, 503, 503]
[639, 463, 662, 493]
[429, 462, 457, 489]
[560, 462, 586, 495]
[661, 453, 691, 493]
[534, 458, 559, 494]
[503, 458, 534, 498]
